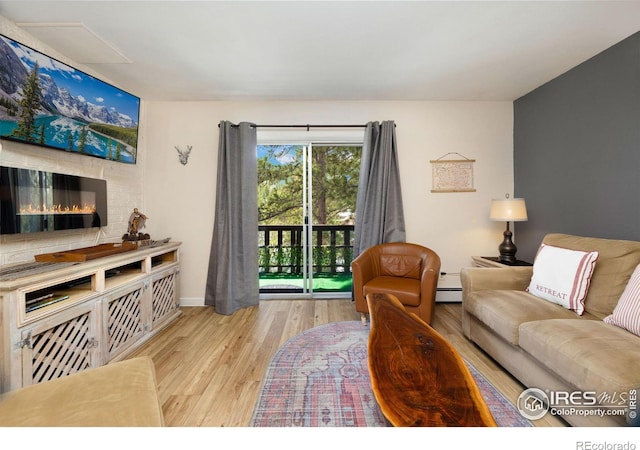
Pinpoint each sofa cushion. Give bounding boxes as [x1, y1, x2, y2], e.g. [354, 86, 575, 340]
[527, 243, 599, 315]
[464, 290, 584, 345]
[519, 319, 640, 394]
[364, 276, 420, 306]
[604, 263, 640, 336]
[0, 356, 164, 426]
[543, 234, 640, 318]
[380, 254, 422, 279]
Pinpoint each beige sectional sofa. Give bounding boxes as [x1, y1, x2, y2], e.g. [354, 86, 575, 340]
[0, 356, 164, 426]
[461, 233, 640, 426]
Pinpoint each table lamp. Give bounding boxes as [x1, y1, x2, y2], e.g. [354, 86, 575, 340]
[490, 195, 528, 264]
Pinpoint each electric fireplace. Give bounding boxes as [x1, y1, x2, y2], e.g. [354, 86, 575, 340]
[0, 166, 107, 235]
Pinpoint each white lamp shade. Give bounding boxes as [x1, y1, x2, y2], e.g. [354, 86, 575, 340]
[490, 198, 528, 222]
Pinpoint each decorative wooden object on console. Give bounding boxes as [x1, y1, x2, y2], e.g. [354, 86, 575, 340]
[366, 292, 497, 427]
[34, 242, 137, 262]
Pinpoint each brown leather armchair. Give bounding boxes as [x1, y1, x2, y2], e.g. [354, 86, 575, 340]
[351, 242, 441, 325]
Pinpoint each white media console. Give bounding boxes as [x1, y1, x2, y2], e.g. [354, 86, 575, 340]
[0, 241, 181, 393]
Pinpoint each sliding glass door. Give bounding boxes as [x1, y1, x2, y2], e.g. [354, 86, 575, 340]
[258, 143, 361, 298]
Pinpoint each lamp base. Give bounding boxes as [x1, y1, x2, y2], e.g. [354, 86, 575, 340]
[498, 228, 517, 265]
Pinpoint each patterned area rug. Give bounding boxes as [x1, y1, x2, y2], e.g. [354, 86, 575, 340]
[250, 320, 532, 427]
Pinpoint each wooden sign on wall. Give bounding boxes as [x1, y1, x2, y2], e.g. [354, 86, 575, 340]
[430, 155, 476, 193]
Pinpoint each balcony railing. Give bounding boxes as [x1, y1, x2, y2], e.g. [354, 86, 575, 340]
[258, 224, 355, 276]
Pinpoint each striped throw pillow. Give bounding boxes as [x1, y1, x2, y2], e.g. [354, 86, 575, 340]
[604, 264, 640, 336]
[527, 243, 599, 315]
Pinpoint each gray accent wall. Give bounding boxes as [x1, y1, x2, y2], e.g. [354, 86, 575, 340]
[513, 31, 640, 262]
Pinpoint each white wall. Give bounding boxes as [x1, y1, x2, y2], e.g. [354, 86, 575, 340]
[0, 17, 144, 265]
[143, 101, 515, 305]
[0, 15, 515, 302]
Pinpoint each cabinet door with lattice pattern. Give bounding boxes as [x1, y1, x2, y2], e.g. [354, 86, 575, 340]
[150, 266, 179, 329]
[20, 301, 99, 387]
[103, 280, 150, 361]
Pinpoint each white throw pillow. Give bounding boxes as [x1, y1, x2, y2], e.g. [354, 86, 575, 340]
[604, 264, 640, 336]
[527, 243, 599, 315]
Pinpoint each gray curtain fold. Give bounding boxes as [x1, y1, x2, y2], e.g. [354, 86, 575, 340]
[204, 121, 259, 315]
[353, 120, 406, 258]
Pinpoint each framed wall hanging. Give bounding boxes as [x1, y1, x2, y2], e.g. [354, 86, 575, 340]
[0, 33, 140, 164]
[430, 153, 476, 193]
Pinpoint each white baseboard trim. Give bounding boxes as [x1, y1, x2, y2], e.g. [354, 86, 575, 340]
[436, 289, 462, 303]
[179, 297, 205, 307]
[436, 273, 462, 303]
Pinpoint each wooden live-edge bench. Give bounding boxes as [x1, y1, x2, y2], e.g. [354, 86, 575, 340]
[366, 292, 497, 427]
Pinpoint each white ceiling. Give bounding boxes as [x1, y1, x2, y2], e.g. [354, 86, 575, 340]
[2, 1, 640, 102]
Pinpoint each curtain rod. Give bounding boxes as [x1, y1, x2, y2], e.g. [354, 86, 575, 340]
[218, 123, 396, 130]
[218, 123, 368, 130]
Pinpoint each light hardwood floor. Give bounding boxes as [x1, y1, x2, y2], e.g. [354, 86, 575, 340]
[129, 299, 566, 427]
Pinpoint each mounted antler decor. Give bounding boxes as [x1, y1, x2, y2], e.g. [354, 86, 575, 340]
[175, 145, 192, 165]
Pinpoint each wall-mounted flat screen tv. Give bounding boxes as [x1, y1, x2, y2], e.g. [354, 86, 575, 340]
[0, 33, 140, 164]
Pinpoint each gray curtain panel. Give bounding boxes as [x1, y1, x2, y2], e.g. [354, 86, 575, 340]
[204, 121, 259, 315]
[353, 120, 406, 258]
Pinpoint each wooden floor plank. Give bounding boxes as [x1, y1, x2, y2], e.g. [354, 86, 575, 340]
[129, 299, 566, 427]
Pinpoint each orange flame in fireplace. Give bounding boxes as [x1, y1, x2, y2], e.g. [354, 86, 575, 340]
[18, 203, 97, 215]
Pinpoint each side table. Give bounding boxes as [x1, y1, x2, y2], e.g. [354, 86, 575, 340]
[471, 256, 532, 268]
